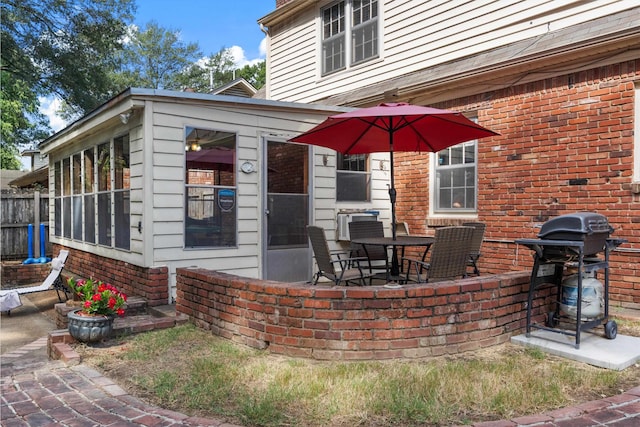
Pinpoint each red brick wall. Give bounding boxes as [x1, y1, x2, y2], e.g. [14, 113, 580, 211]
[52, 244, 168, 306]
[394, 60, 640, 308]
[176, 268, 552, 360]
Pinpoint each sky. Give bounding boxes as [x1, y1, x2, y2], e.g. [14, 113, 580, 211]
[134, 0, 274, 65]
[38, 0, 275, 139]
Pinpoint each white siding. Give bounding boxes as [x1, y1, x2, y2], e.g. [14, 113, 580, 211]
[142, 97, 361, 296]
[265, 0, 637, 103]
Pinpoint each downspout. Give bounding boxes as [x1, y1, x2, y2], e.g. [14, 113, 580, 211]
[260, 23, 270, 99]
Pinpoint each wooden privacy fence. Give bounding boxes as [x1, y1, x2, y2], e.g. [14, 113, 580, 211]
[1, 190, 50, 261]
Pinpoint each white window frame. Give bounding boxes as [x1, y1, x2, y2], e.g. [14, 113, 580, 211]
[336, 153, 371, 202]
[430, 141, 479, 218]
[320, 0, 379, 76]
[184, 126, 238, 249]
[634, 83, 640, 183]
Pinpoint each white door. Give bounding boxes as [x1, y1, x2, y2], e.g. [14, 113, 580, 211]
[263, 139, 311, 282]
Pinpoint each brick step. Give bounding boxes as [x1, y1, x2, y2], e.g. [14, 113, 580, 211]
[123, 295, 147, 315]
[49, 303, 189, 363]
[53, 297, 181, 329]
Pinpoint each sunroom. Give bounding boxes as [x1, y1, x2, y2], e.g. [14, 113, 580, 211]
[38, 88, 392, 304]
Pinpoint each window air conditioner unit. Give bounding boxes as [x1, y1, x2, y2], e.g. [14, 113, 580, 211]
[336, 211, 379, 241]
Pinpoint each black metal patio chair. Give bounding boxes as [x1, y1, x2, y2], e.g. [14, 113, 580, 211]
[307, 225, 373, 286]
[348, 221, 389, 278]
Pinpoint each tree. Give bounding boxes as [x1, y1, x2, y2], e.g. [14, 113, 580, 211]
[1, 71, 51, 166]
[1, 0, 135, 152]
[170, 48, 235, 92]
[173, 50, 266, 93]
[1, 145, 22, 170]
[237, 61, 266, 90]
[114, 22, 202, 90]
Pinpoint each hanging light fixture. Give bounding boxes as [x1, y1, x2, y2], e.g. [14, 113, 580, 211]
[185, 142, 202, 152]
[186, 129, 203, 151]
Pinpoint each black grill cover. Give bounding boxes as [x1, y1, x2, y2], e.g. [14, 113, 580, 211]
[538, 212, 613, 255]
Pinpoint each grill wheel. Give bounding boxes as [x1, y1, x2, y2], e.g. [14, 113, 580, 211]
[604, 320, 617, 340]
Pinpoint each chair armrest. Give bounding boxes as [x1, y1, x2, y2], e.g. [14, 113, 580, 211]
[401, 257, 431, 283]
[401, 256, 429, 267]
[330, 250, 351, 258]
[331, 256, 369, 270]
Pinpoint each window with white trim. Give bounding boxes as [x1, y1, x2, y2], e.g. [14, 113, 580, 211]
[322, 0, 379, 76]
[184, 127, 237, 248]
[634, 83, 640, 184]
[97, 142, 111, 246]
[434, 141, 477, 212]
[113, 136, 130, 250]
[336, 153, 370, 201]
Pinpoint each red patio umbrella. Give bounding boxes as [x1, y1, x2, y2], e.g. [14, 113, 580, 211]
[290, 102, 499, 239]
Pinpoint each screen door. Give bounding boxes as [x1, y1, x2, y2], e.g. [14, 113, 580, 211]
[263, 139, 311, 282]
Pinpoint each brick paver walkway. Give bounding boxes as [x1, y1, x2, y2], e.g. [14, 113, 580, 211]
[1, 338, 241, 426]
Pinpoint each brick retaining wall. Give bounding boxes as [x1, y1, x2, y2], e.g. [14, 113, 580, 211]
[0, 262, 51, 287]
[176, 268, 549, 360]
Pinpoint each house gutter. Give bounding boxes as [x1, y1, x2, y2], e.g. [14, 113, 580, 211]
[257, 0, 310, 27]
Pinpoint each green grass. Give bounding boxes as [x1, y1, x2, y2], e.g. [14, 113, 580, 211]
[81, 322, 639, 427]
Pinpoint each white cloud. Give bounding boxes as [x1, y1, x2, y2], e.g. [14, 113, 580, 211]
[229, 45, 264, 68]
[38, 96, 67, 132]
[259, 37, 267, 58]
[228, 35, 268, 68]
[196, 41, 266, 73]
[121, 24, 138, 45]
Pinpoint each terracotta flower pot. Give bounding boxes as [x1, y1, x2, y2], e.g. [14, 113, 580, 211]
[67, 308, 115, 343]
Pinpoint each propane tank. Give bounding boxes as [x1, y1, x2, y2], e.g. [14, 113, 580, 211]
[560, 272, 604, 320]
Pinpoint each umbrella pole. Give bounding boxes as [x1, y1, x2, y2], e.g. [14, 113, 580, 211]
[389, 146, 397, 240]
[389, 128, 400, 279]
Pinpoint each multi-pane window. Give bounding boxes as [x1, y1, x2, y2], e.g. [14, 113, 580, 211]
[352, 0, 378, 65]
[322, 2, 345, 74]
[84, 148, 95, 244]
[54, 162, 62, 236]
[634, 83, 640, 183]
[336, 153, 370, 202]
[322, 0, 378, 75]
[62, 157, 71, 238]
[53, 135, 130, 250]
[435, 141, 477, 211]
[185, 127, 237, 248]
[72, 153, 82, 240]
[97, 142, 111, 246]
[113, 136, 130, 250]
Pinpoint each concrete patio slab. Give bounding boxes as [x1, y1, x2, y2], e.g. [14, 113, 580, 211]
[511, 328, 640, 371]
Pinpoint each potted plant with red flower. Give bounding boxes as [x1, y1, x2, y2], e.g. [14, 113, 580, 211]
[66, 278, 127, 342]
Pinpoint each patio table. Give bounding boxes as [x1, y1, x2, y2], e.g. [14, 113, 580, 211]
[350, 236, 435, 283]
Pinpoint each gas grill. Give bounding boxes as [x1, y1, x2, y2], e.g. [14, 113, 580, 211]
[515, 212, 626, 349]
[537, 212, 614, 256]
